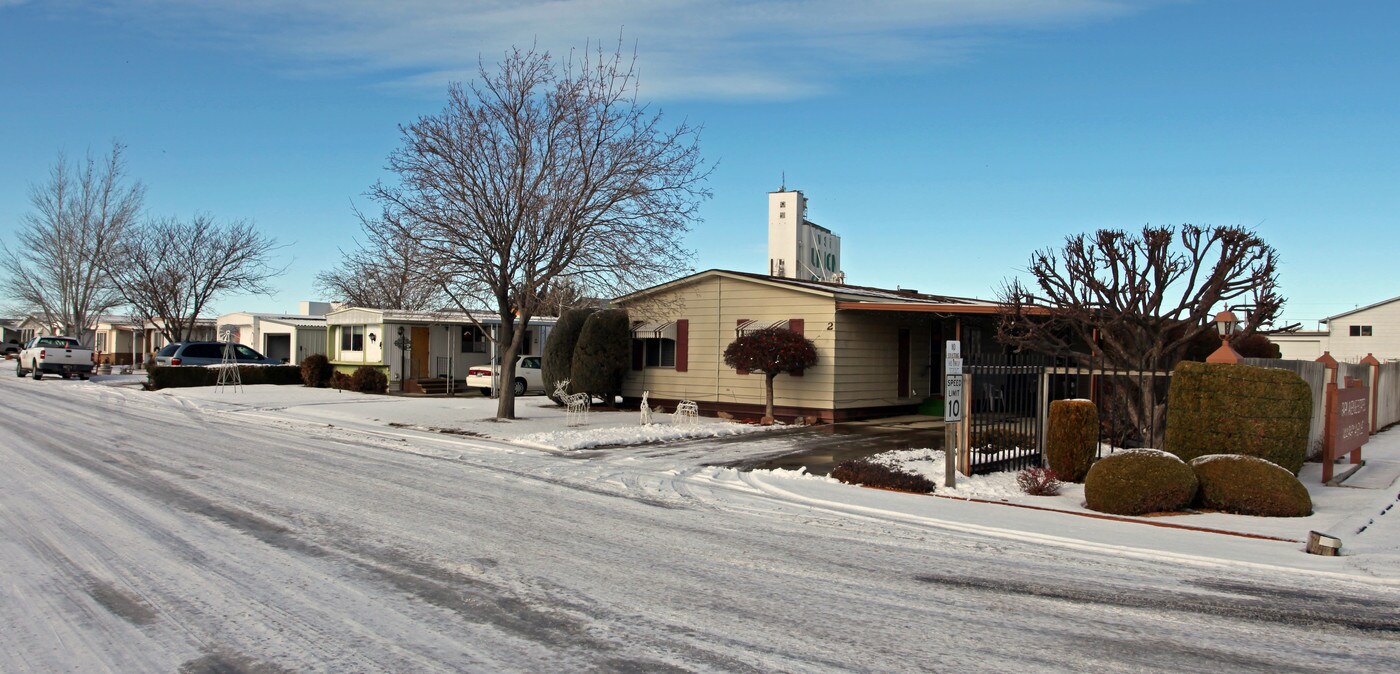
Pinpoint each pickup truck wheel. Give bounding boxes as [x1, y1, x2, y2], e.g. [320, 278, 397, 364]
[32, 366, 42, 380]
[513, 378, 527, 397]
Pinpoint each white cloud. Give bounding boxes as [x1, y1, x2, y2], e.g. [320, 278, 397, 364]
[89, 0, 1150, 100]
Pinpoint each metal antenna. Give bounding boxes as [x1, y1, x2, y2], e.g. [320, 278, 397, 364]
[216, 327, 242, 393]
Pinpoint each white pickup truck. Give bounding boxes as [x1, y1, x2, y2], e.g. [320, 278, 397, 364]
[16, 336, 95, 380]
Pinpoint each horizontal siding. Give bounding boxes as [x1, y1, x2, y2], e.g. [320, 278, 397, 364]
[832, 312, 934, 409]
[620, 275, 838, 407]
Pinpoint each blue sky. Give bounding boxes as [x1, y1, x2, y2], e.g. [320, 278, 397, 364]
[1, 1, 1395, 330]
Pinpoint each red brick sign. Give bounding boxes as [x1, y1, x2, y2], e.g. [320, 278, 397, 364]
[1323, 380, 1369, 482]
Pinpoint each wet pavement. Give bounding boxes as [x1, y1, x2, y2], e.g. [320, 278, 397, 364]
[701, 415, 949, 476]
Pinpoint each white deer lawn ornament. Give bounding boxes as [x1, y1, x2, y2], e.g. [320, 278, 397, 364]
[554, 379, 590, 427]
[640, 390, 653, 425]
[673, 400, 699, 425]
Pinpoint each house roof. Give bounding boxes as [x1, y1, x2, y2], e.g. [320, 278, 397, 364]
[325, 307, 558, 326]
[1321, 295, 1400, 324]
[244, 313, 327, 328]
[614, 269, 1012, 314]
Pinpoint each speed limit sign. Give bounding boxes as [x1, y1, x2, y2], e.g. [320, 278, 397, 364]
[945, 374, 963, 422]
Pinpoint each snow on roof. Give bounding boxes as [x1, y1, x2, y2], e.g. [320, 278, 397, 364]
[616, 269, 1001, 308]
[245, 313, 327, 328]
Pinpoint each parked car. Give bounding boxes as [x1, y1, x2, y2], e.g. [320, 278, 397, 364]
[16, 336, 94, 380]
[466, 355, 545, 396]
[155, 341, 281, 367]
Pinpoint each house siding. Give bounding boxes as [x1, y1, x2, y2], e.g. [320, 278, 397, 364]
[619, 275, 838, 410]
[1326, 302, 1400, 361]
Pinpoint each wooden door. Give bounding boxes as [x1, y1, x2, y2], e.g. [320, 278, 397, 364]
[411, 327, 430, 379]
[898, 328, 911, 398]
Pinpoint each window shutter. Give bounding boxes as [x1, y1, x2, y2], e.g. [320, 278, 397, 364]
[675, 319, 689, 372]
[735, 319, 749, 375]
[632, 338, 645, 371]
[789, 318, 805, 377]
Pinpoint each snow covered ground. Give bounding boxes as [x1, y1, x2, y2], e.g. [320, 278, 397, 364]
[2, 374, 1397, 671]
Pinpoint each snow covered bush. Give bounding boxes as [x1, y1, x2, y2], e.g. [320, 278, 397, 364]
[1084, 449, 1198, 516]
[831, 458, 935, 494]
[1046, 399, 1097, 482]
[1164, 361, 1312, 473]
[1189, 455, 1312, 517]
[300, 353, 333, 388]
[1016, 467, 1062, 496]
[350, 366, 389, 394]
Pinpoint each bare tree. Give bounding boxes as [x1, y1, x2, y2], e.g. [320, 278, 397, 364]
[315, 217, 447, 311]
[998, 225, 1283, 445]
[101, 214, 284, 343]
[367, 42, 710, 418]
[1, 144, 144, 344]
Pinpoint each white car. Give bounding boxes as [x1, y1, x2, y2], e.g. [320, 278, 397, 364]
[467, 355, 545, 396]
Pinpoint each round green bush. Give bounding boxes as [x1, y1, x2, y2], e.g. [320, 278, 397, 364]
[1084, 449, 1198, 516]
[1164, 361, 1312, 474]
[350, 366, 388, 394]
[300, 353, 333, 388]
[1189, 455, 1312, 517]
[1047, 399, 1097, 482]
[570, 308, 630, 404]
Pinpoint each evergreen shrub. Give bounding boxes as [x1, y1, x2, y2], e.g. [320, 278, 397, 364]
[351, 366, 388, 394]
[1046, 399, 1098, 482]
[1190, 454, 1312, 517]
[1163, 361, 1312, 474]
[300, 354, 333, 388]
[542, 308, 596, 403]
[570, 308, 630, 404]
[1084, 449, 1198, 515]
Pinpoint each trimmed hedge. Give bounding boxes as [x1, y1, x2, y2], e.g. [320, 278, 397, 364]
[1084, 449, 1198, 515]
[570, 308, 631, 403]
[350, 366, 388, 394]
[147, 365, 303, 390]
[542, 308, 596, 403]
[1163, 361, 1312, 475]
[1190, 455, 1312, 517]
[831, 459, 935, 494]
[300, 353, 333, 388]
[1046, 399, 1098, 482]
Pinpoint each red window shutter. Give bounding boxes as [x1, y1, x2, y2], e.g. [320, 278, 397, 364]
[736, 319, 749, 375]
[631, 338, 644, 371]
[790, 318, 805, 377]
[675, 319, 689, 372]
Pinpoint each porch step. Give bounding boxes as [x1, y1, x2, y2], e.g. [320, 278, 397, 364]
[412, 378, 470, 395]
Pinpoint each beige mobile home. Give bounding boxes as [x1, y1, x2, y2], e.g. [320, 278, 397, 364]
[614, 270, 1008, 421]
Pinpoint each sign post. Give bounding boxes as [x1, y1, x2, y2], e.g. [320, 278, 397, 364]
[943, 341, 962, 488]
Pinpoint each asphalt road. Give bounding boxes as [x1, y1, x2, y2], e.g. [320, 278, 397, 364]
[1, 373, 1396, 672]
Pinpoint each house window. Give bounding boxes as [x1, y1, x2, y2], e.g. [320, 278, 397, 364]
[96, 332, 107, 352]
[641, 338, 676, 367]
[1350, 325, 1373, 337]
[461, 325, 487, 353]
[340, 325, 365, 351]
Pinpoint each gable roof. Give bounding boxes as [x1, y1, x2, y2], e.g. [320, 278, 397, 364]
[613, 269, 1004, 311]
[1322, 295, 1400, 324]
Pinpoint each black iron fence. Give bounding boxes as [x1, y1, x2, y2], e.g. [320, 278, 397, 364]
[960, 353, 1172, 475]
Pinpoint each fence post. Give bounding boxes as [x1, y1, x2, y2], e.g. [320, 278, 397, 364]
[959, 372, 972, 477]
[1361, 353, 1381, 434]
[1317, 352, 1339, 483]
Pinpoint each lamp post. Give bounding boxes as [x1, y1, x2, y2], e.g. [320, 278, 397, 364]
[1206, 309, 1244, 364]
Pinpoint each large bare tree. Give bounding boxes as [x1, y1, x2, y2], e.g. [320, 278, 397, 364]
[997, 224, 1283, 445]
[367, 43, 710, 418]
[315, 217, 447, 311]
[101, 214, 284, 343]
[1, 144, 144, 345]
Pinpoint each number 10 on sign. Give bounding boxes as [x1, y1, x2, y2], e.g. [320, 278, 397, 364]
[945, 374, 963, 422]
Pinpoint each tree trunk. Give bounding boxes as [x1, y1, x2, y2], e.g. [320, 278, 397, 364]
[764, 372, 777, 425]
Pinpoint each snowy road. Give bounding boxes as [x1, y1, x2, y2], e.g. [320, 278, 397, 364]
[1, 375, 1397, 672]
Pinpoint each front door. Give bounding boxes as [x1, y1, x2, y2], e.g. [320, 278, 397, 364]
[411, 327, 430, 379]
[898, 328, 911, 399]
